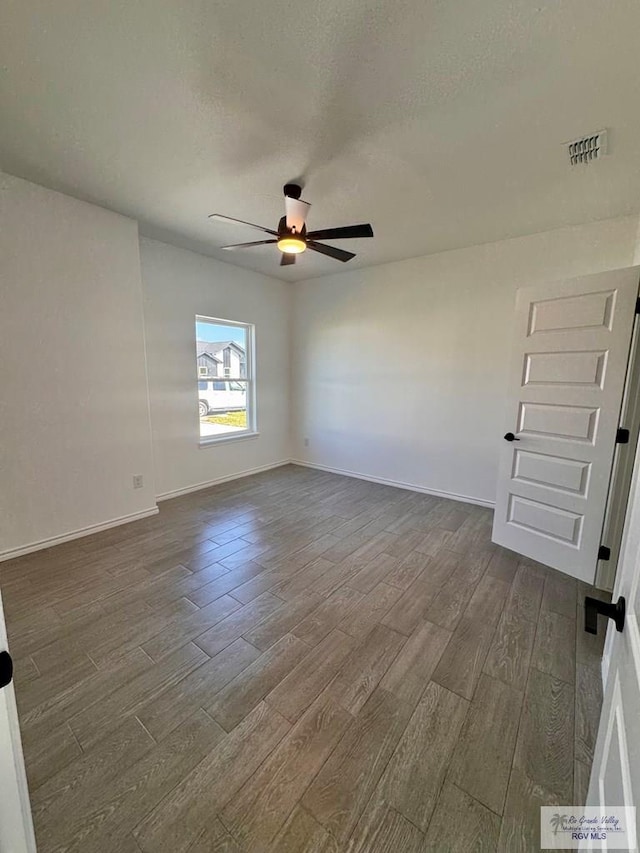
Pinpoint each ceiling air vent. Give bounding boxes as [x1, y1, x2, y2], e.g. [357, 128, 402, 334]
[566, 130, 608, 165]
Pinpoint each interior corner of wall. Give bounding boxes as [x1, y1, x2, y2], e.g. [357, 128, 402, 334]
[632, 214, 640, 266]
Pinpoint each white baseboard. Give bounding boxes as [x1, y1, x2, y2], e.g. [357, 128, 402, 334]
[156, 460, 292, 502]
[0, 507, 159, 563]
[0, 459, 491, 563]
[290, 460, 496, 509]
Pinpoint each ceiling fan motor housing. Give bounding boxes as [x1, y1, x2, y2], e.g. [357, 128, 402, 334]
[277, 215, 306, 238]
[283, 183, 302, 200]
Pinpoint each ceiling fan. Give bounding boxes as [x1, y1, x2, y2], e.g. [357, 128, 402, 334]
[209, 183, 374, 266]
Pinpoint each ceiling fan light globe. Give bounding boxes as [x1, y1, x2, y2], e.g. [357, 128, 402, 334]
[277, 236, 306, 254]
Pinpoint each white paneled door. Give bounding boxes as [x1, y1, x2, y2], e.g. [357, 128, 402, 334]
[0, 590, 36, 853]
[587, 436, 640, 847]
[492, 268, 639, 583]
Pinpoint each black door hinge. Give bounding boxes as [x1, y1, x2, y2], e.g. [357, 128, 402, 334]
[616, 428, 630, 444]
[636, 296, 640, 314]
[598, 545, 611, 561]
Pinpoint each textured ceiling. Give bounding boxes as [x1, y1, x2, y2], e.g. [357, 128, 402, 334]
[1, 0, 640, 281]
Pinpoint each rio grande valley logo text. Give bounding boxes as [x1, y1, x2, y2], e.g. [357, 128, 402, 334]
[550, 813, 622, 841]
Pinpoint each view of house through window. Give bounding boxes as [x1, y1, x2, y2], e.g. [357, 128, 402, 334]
[195, 316, 254, 442]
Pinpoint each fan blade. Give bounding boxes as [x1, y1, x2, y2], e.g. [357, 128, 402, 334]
[285, 196, 311, 233]
[280, 253, 296, 266]
[208, 214, 278, 236]
[221, 240, 278, 250]
[306, 223, 373, 241]
[307, 241, 356, 263]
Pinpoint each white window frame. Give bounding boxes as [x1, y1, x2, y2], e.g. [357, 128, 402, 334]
[196, 315, 257, 446]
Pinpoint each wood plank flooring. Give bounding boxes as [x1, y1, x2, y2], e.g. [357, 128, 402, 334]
[0, 464, 608, 852]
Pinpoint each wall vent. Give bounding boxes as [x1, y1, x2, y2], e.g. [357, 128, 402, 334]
[566, 130, 608, 165]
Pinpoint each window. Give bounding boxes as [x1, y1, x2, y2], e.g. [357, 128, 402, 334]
[195, 316, 256, 443]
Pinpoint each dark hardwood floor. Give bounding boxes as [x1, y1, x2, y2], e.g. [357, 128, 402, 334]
[0, 465, 606, 852]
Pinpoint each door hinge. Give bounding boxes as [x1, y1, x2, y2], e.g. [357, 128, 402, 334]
[616, 427, 630, 444]
[598, 545, 611, 561]
[636, 296, 640, 314]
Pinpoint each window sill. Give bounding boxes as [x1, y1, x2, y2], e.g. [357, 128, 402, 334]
[199, 431, 260, 448]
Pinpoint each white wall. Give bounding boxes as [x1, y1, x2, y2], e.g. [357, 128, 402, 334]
[291, 216, 640, 506]
[0, 173, 156, 558]
[2, 170, 637, 559]
[140, 238, 291, 498]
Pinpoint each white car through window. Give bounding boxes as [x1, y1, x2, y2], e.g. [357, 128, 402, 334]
[198, 380, 246, 417]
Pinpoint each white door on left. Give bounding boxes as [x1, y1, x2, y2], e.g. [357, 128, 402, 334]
[0, 590, 36, 853]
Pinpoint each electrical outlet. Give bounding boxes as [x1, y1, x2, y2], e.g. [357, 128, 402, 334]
[304, 438, 309, 447]
[133, 474, 144, 489]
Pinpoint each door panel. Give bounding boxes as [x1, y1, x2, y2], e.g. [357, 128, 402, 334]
[529, 288, 615, 333]
[507, 494, 582, 543]
[492, 268, 639, 582]
[512, 449, 590, 495]
[517, 401, 599, 442]
[523, 350, 607, 387]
